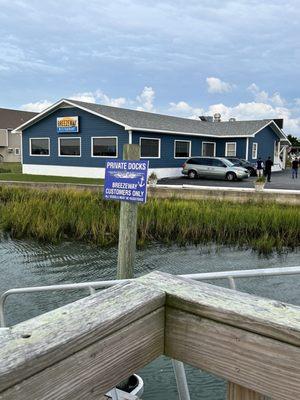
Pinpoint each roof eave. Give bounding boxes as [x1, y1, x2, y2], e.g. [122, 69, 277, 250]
[127, 126, 253, 138]
[12, 98, 131, 133]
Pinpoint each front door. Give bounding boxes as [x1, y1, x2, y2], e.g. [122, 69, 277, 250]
[202, 142, 215, 157]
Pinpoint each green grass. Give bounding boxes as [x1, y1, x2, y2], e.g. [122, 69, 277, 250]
[0, 163, 22, 174]
[0, 173, 103, 185]
[0, 186, 299, 254]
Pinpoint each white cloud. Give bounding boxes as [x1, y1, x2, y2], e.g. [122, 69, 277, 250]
[21, 100, 53, 112]
[206, 77, 233, 94]
[136, 86, 155, 112]
[247, 83, 286, 107]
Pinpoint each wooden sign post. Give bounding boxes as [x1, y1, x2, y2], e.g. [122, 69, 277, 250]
[117, 144, 141, 279]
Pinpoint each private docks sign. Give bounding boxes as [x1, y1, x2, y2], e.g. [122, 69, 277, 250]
[104, 160, 149, 203]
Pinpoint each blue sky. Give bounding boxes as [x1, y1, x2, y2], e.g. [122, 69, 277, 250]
[1, 0, 300, 136]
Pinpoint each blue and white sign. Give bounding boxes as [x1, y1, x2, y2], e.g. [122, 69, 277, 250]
[104, 160, 149, 203]
[57, 116, 79, 133]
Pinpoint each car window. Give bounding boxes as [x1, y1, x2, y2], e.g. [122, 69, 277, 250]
[187, 158, 207, 165]
[211, 159, 226, 167]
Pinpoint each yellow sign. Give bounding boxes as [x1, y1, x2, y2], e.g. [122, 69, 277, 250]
[57, 117, 79, 133]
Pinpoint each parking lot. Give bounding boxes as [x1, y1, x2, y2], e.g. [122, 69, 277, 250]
[159, 169, 300, 191]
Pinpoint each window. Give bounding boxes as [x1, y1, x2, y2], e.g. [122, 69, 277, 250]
[140, 138, 160, 158]
[252, 142, 258, 159]
[15, 148, 20, 156]
[30, 138, 50, 156]
[225, 142, 236, 157]
[202, 142, 216, 157]
[92, 137, 118, 157]
[211, 159, 226, 167]
[174, 140, 191, 158]
[59, 137, 81, 157]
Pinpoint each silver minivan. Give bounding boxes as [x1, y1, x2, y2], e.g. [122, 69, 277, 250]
[182, 157, 250, 181]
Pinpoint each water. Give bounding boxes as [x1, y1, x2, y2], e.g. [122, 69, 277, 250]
[0, 237, 299, 399]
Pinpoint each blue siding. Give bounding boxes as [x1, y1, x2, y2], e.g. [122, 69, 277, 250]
[132, 131, 218, 168]
[216, 138, 247, 159]
[248, 126, 278, 163]
[22, 107, 128, 167]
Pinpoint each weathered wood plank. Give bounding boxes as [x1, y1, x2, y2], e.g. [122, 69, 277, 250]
[0, 308, 164, 400]
[0, 281, 165, 393]
[138, 271, 300, 346]
[227, 383, 269, 400]
[117, 143, 140, 280]
[165, 307, 300, 400]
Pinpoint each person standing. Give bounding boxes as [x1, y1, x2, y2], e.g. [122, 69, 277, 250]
[292, 158, 299, 179]
[256, 157, 264, 177]
[265, 156, 273, 182]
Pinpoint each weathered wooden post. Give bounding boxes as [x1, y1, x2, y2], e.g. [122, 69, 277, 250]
[117, 144, 140, 279]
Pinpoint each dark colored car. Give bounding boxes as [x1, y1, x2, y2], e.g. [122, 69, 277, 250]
[226, 157, 257, 176]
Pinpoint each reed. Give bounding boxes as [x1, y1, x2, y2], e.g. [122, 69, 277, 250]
[0, 186, 299, 253]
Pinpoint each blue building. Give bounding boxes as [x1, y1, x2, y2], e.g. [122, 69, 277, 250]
[14, 99, 290, 179]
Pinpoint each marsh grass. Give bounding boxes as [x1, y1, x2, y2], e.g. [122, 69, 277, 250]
[0, 186, 299, 253]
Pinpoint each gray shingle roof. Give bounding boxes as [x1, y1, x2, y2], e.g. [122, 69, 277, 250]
[0, 108, 37, 130]
[69, 99, 275, 137]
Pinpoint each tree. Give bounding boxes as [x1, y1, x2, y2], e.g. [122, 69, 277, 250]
[287, 134, 300, 146]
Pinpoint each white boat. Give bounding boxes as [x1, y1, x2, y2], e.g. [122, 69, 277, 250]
[106, 374, 144, 399]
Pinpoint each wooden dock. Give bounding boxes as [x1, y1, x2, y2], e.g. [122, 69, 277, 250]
[1, 271, 300, 399]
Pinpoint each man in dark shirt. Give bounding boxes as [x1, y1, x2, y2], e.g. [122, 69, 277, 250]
[265, 156, 273, 182]
[292, 158, 299, 179]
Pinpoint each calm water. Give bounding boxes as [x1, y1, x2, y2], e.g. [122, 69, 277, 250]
[0, 237, 299, 400]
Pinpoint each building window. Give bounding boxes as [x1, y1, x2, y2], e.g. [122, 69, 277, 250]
[252, 142, 258, 159]
[225, 142, 236, 157]
[15, 148, 20, 156]
[140, 137, 160, 158]
[59, 137, 81, 157]
[202, 142, 216, 157]
[92, 137, 118, 157]
[30, 138, 50, 156]
[174, 140, 191, 158]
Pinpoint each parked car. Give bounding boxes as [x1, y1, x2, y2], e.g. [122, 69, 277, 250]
[182, 157, 250, 181]
[225, 157, 257, 176]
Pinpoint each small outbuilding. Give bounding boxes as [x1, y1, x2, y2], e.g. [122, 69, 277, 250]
[14, 99, 290, 179]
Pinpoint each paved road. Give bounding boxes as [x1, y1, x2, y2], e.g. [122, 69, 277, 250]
[159, 169, 300, 191]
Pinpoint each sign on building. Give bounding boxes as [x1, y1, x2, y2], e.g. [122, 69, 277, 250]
[57, 117, 79, 133]
[104, 160, 149, 203]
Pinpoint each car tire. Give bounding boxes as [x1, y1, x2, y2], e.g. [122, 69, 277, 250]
[188, 170, 197, 179]
[226, 172, 236, 181]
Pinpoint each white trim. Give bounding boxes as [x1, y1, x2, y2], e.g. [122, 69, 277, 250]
[139, 137, 161, 159]
[225, 142, 236, 157]
[174, 140, 191, 159]
[245, 138, 249, 161]
[23, 164, 106, 179]
[201, 141, 216, 157]
[91, 136, 118, 158]
[29, 137, 50, 157]
[21, 132, 23, 164]
[22, 164, 182, 180]
[128, 130, 132, 144]
[130, 126, 253, 138]
[12, 99, 130, 133]
[252, 142, 258, 159]
[58, 136, 81, 158]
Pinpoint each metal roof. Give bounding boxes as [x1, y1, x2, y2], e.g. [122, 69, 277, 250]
[0, 108, 37, 130]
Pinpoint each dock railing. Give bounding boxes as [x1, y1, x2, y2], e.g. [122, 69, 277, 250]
[1, 271, 300, 400]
